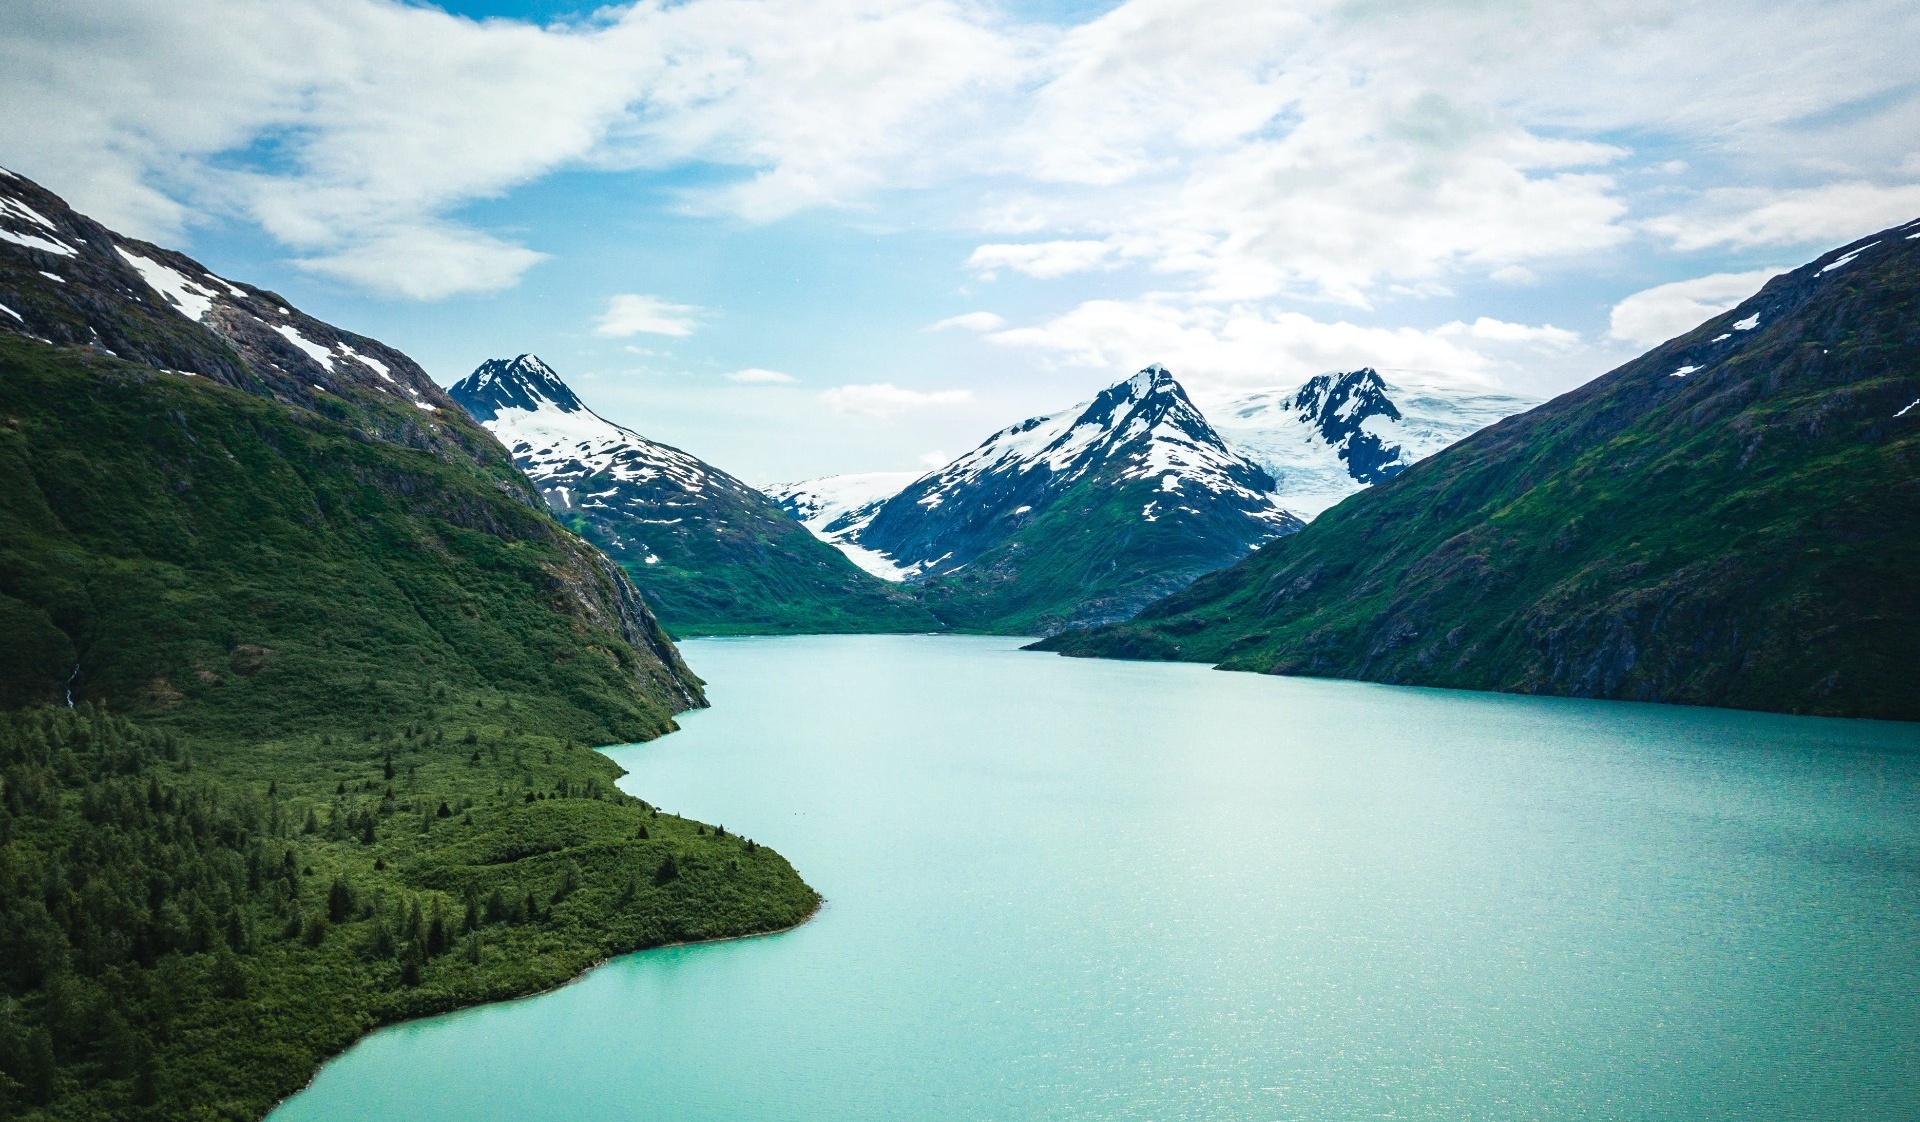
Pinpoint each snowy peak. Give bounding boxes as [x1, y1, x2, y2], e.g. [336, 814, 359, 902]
[1214, 371, 1535, 518]
[1283, 368, 1403, 483]
[920, 363, 1264, 508]
[0, 168, 451, 418]
[451, 354, 583, 421]
[854, 365, 1298, 581]
[449, 356, 720, 506]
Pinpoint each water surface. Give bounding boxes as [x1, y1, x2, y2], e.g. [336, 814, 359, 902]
[273, 635, 1920, 1120]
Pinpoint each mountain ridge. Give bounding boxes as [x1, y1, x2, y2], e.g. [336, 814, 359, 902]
[0, 170, 818, 1121]
[823, 365, 1304, 633]
[447, 354, 939, 636]
[1037, 219, 1920, 720]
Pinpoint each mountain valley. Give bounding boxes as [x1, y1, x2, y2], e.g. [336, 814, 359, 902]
[1039, 221, 1920, 720]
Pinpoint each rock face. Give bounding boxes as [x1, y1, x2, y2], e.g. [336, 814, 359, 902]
[1213, 369, 1535, 518]
[811, 366, 1303, 634]
[1038, 219, 1920, 721]
[0, 168, 704, 730]
[448, 355, 937, 635]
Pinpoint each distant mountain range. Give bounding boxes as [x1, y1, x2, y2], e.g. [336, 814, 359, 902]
[772, 365, 1531, 632]
[778, 366, 1303, 633]
[448, 355, 936, 636]
[1213, 370, 1534, 518]
[1040, 219, 1920, 720]
[0, 168, 701, 721]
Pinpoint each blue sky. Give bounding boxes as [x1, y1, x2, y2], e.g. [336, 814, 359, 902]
[4, 0, 1918, 484]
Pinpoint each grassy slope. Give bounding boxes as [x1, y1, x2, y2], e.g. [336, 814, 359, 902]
[1039, 230, 1920, 720]
[562, 491, 939, 638]
[913, 475, 1295, 637]
[0, 339, 817, 1119]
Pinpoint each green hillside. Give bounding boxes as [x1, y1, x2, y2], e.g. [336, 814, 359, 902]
[447, 355, 940, 638]
[0, 336, 818, 1120]
[914, 470, 1296, 636]
[587, 487, 941, 638]
[1038, 224, 1920, 721]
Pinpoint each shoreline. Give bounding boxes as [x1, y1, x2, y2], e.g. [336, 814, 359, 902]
[265, 895, 825, 1116]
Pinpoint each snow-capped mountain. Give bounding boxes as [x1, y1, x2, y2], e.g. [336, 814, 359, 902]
[1213, 369, 1535, 518]
[451, 355, 716, 535]
[766, 472, 919, 581]
[0, 166, 450, 424]
[818, 366, 1302, 632]
[448, 356, 934, 634]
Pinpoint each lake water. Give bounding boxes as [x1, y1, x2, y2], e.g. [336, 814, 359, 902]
[272, 635, 1920, 1120]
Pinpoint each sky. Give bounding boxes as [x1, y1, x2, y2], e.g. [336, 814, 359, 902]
[4, 0, 1918, 485]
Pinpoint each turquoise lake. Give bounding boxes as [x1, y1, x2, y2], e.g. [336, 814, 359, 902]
[272, 635, 1920, 1120]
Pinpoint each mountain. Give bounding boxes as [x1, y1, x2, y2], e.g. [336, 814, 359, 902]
[1038, 220, 1920, 721]
[447, 356, 937, 636]
[1212, 369, 1535, 518]
[0, 170, 815, 1119]
[843, 366, 1304, 633]
[766, 471, 920, 581]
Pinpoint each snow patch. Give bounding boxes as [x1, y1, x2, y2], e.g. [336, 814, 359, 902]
[274, 324, 336, 372]
[1897, 398, 1919, 419]
[1732, 314, 1760, 331]
[1711, 333, 1730, 342]
[117, 247, 217, 320]
[338, 342, 393, 382]
[833, 541, 916, 582]
[1819, 242, 1877, 274]
[0, 196, 59, 232]
[0, 226, 77, 257]
[0, 302, 22, 322]
[1670, 366, 1699, 378]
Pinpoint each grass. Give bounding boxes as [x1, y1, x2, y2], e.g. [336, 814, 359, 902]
[0, 337, 818, 1119]
[1039, 232, 1920, 720]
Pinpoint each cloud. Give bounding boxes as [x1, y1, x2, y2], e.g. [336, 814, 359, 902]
[985, 297, 1586, 396]
[819, 382, 972, 418]
[594, 294, 705, 337]
[927, 311, 1007, 332]
[1607, 269, 1786, 347]
[917, 450, 949, 468]
[725, 367, 796, 384]
[0, 0, 1028, 295]
[1435, 317, 1579, 346]
[1645, 183, 1920, 252]
[965, 240, 1115, 279]
[293, 222, 547, 299]
[3, 0, 1917, 317]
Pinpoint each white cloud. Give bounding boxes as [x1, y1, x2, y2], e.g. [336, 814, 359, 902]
[1607, 270, 1786, 347]
[293, 222, 547, 299]
[0, 0, 1028, 295]
[1645, 183, 1920, 252]
[820, 382, 972, 418]
[984, 297, 1580, 395]
[927, 311, 1007, 332]
[725, 367, 796, 384]
[2, 0, 1916, 322]
[965, 240, 1115, 279]
[1436, 317, 1579, 346]
[594, 294, 705, 337]
[917, 449, 949, 468]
